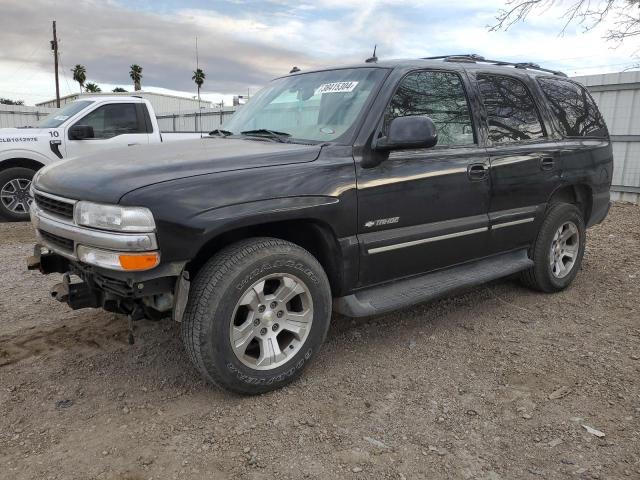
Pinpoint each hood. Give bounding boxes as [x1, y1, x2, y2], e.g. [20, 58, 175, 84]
[34, 137, 322, 203]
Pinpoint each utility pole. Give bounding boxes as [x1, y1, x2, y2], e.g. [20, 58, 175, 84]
[195, 36, 201, 132]
[51, 21, 60, 108]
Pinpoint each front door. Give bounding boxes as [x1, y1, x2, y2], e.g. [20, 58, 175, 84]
[356, 69, 492, 287]
[64, 102, 151, 159]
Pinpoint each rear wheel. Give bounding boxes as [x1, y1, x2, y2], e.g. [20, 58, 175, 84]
[0, 167, 36, 221]
[181, 237, 332, 394]
[521, 203, 586, 292]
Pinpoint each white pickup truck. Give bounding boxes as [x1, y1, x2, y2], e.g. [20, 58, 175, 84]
[0, 96, 203, 220]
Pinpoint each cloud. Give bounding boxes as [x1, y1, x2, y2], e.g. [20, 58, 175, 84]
[0, 0, 638, 105]
[0, 0, 313, 101]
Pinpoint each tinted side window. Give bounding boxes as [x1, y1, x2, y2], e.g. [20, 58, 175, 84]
[76, 103, 142, 139]
[384, 71, 475, 146]
[477, 74, 545, 144]
[537, 78, 607, 137]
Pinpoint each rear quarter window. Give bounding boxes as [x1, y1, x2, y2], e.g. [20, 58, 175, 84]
[537, 77, 607, 138]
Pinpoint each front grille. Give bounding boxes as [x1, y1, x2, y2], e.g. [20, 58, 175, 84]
[39, 230, 74, 252]
[34, 193, 74, 219]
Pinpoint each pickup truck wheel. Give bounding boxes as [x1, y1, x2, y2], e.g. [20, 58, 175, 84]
[181, 238, 332, 394]
[521, 203, 586, 293]
[0, 167, 35, 222]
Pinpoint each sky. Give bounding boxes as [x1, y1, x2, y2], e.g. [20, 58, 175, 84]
[1, 0, 639, 106]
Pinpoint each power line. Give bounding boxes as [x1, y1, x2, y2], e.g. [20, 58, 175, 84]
[57, 44, 76, 96]
[2, 44, 43, 83]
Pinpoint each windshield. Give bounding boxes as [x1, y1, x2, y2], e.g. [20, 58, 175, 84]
[223, 68, 387, 143]
[36, 101, 94, 128]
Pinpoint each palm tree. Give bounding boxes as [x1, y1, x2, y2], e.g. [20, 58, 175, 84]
[112, 87, 128, 93]
[130, 64, 143, 91]
[192, 68, 205, 102]
[71, 64, 87, 94]
[85, 82, 101, 93]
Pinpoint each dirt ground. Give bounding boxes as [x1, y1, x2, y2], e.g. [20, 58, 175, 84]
[0, 203, 639, 480]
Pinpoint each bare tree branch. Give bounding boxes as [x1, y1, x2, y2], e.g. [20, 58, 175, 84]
[490, 0, 639, 48]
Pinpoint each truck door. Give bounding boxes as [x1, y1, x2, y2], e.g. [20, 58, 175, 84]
[355, 69, 492, 286]
[63, 102, 151, 159]
[474, 73, 563, 254]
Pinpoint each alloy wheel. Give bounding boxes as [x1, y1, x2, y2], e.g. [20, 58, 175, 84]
[0, 178, 32, 214]
[549, 221, 580, 279]
[229, 273, 313, 370]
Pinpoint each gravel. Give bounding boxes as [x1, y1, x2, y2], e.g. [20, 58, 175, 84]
[1, 203, 639, 479]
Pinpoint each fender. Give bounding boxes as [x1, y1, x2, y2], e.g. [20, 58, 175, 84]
[188, 195, 355, 296]
[197, 195, 340, 224]
[545, 182, 595, 223]
[191, 195, 345, 243]
[0, 149, 53, 168]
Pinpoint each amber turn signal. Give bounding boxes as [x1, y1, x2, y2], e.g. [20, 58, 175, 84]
[119, 253, 160, 271]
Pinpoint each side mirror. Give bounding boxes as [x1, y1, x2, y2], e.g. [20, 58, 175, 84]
[374, 116, 438, 151]
[68, 125, 95, 140]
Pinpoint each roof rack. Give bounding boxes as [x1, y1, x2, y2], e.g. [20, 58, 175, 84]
[422, 54, 567, 77]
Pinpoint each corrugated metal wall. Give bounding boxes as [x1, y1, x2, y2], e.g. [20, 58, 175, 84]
[0, 105, 58, 128]
[156, 108, 237, 132]
[36, 92, 213, 115]
[574, 72, 640, 204]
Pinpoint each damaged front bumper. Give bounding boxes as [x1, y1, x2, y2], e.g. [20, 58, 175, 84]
[28, 193, 190, 322]
[28, 244, 189, 321]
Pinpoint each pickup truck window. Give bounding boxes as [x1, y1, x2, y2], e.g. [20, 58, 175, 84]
[36, 101, 94, 128]
[537, 77, 607, 138]
[477, 74, 545, 144]
[74, 103, 144, 139]
[383, 71, 475, 146]
[223, 68, 387, 143]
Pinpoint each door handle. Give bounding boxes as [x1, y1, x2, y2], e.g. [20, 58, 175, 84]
[467, 163, 488, 180]
[128, 143, 140, 147]
[540, 157, 554, 171]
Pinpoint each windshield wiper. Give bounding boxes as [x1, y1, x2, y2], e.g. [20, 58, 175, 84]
[209, 129, 233, 137]
[240, 129, 291, 143]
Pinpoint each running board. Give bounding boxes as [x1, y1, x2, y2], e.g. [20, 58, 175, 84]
[333, 249, 533, 317]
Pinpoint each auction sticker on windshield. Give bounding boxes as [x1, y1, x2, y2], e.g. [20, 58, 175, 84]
[315, 81, 359, 94]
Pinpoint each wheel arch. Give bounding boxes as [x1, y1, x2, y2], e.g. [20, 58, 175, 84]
[186, 219, 346, 296]
[547, 183, 593, 223]
[0, 157, 46, 173]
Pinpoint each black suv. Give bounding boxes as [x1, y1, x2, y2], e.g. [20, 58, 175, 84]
[28, 55, 612, 394]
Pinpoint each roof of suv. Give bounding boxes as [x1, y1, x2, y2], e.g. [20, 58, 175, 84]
[285, 55, 567, 80]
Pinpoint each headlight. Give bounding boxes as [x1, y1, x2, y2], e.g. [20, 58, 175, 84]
[74, 201, 155, 232]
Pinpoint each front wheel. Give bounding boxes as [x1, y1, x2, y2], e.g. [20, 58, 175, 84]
[0, 167, 36, 221]
[181, 238, 332, 394]
[521, 203, 586, 292]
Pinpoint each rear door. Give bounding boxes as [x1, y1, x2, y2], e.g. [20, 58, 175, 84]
[356, 69, 492, 286]
[474, 73, 563, 253]
[64, 102, 152, 159]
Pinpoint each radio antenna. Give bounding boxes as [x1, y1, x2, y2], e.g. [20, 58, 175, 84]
[365, 45, 378, 63]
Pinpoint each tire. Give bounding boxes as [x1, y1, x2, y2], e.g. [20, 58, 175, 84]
[521, 202, 586, 293]
[0, 167, 36, 222]
[181, 237, 332, 395]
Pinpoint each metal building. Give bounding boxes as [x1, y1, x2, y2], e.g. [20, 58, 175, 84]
[36, 91, 212, 115]
[0, 104, 57, 128]
[574, 72, 640, 204]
